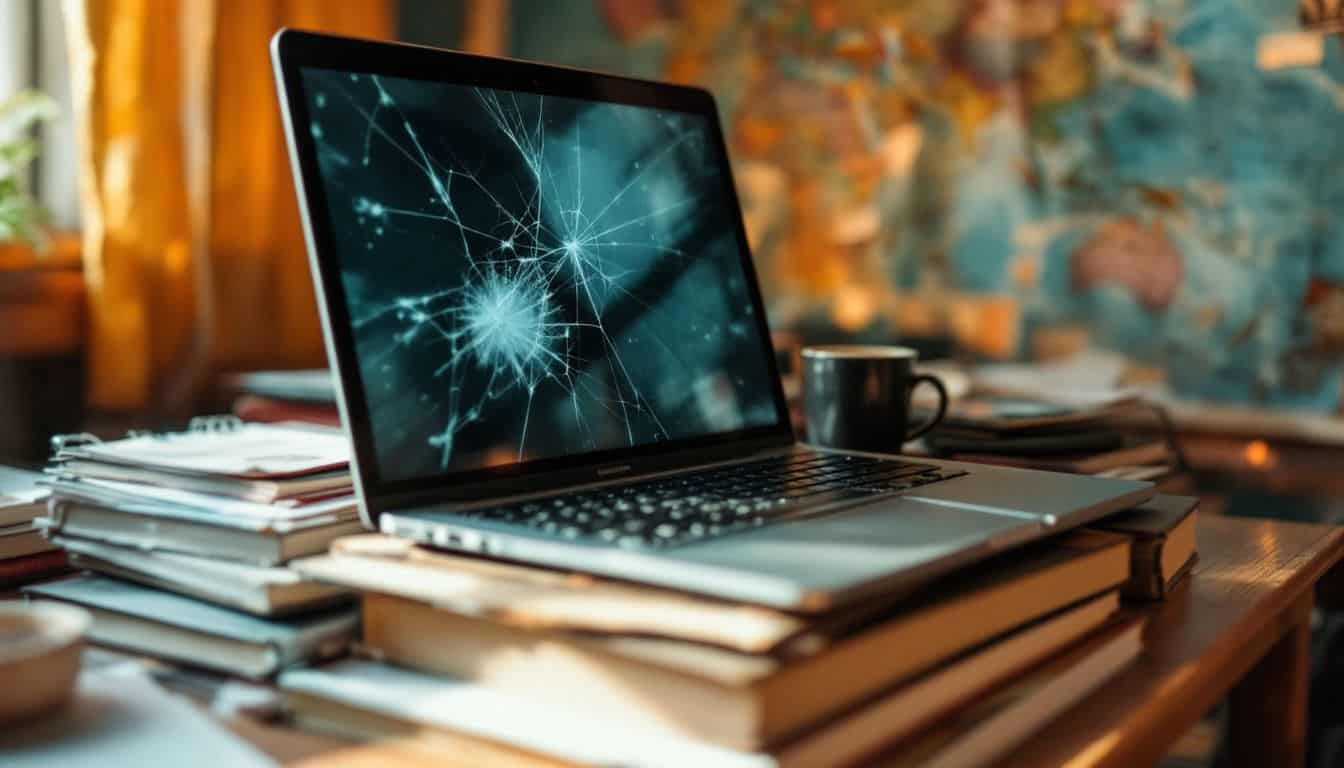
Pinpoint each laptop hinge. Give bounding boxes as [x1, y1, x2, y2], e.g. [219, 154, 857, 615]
[369, 433, 796, 515]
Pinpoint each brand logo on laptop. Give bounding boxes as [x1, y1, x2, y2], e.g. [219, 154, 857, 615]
[597, 464, 633, 477]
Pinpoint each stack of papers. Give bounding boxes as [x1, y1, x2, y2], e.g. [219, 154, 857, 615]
[974, 349, 1344, 446]
[42, 424, 363, 567]
[27, 576, 358, 680]
[26, 422, 360, 677]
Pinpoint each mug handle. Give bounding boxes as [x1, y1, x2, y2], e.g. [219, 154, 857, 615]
[904, 374, 949, 442]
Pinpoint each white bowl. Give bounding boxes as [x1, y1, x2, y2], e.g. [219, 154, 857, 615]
[0, 601, 90, 723]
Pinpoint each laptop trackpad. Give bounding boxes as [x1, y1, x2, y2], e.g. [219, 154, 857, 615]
[663, 496, 1039, 599]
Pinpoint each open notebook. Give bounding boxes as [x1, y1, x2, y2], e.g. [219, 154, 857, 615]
[53, 419, 349, 479]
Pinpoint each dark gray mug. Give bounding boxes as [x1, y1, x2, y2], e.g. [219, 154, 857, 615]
[801, 345, 948, 453]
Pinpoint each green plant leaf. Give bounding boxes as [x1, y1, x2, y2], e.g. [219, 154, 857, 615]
[0, 89, 56, 246]
[0, 136, 40, 177]
[0, 90, 58, 137]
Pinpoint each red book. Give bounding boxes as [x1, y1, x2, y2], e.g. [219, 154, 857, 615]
[0, 550, 70, 588]
[233, 394, 342, 427]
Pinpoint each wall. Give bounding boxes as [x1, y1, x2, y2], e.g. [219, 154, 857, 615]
[407, 0, 1344, 413]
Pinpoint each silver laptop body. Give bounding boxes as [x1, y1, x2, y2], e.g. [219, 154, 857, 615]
[272, 29, 1153, 611]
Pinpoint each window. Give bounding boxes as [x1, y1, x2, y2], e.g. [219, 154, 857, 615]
[1, 0, 79, 234]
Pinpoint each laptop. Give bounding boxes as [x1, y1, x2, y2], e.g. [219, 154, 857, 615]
[271, 30, 1154, 611]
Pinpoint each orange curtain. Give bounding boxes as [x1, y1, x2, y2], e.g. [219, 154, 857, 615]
[63, 0, 394, 413]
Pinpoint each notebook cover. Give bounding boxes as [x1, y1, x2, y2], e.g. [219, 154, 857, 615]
[44, 492, 355, 533]
[58, 536, 309, 588]
[24, 574, 358, 651]
[58, 459, 352, 504]
[57, 535, 352, 615]
[46, 478, 356, 525]
[40, 502, 365, 566]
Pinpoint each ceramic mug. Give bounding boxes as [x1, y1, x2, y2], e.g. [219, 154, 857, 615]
[801, 345, 948, 453]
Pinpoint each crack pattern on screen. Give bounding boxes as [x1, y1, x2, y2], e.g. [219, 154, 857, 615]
[318, 76, 709, 468]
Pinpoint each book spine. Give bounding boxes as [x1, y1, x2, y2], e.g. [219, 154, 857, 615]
[1121, 538, 1165, 601]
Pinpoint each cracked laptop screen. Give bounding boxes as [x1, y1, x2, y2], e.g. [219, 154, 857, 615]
[299, 69, 782, 482]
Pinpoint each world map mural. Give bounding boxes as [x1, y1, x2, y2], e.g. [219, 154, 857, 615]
[506, 0, 1344, 412]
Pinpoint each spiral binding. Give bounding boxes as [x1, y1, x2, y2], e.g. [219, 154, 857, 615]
[50, 414, 244, 454]
[185, 415, 244, 434]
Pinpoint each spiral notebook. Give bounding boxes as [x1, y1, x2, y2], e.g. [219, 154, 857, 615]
[43, 416, 360, 565]
[51, 417, 350, 479]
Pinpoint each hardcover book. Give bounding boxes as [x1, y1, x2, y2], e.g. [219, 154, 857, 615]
[1092, 494, 1198, 600]
[25, 574, 358, 678]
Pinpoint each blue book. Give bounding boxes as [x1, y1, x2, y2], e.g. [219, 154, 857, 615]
[25, 574, 357, 679]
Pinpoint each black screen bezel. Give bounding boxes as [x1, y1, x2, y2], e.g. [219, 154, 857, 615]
[272, 29, 794, 518]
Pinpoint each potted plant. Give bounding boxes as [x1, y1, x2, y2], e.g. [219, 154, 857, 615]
[0, 89, 80, 466]
[0, 89, 57, 249]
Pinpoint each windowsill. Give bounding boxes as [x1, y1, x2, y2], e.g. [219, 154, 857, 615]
[0, 231, 82, 272]
[0, 231, 84, 357]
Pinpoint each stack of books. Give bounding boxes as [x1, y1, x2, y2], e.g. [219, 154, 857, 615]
[0, 466, 65, 588]
[925, 396, 1177, 481]
[24, 420, 362, 678]
[274, 507, 1195, 767]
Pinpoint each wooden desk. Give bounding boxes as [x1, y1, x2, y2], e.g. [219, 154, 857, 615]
[222, 515, 1344, 767]
[995, 515, 1344, 768]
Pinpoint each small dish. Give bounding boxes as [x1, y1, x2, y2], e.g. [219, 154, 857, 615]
[0, 601, 90, 723]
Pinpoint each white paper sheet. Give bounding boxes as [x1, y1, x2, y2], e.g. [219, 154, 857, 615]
[63, 424, 349, 479]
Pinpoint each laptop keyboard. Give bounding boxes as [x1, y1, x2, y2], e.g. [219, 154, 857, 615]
[453, 452, 967, 549]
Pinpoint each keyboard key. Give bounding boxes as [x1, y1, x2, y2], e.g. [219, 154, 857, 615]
[464, 454, 965, 548]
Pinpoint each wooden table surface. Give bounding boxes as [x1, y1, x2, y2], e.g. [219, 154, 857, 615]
[994, 514, 1344, 768]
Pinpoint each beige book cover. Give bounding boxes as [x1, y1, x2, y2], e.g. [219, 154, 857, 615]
[295, 534, 805, 653]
